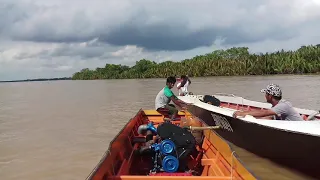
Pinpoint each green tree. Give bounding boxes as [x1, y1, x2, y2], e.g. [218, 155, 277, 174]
[72, 45, 320, 80]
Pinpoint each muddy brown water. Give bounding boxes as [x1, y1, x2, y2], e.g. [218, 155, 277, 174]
[0, 75, 319, 180]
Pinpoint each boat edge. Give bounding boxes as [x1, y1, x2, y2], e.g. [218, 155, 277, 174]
[85, 109, 144, 180]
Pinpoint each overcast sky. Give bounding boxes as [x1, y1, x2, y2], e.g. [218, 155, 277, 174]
[0, 0, 320, 80]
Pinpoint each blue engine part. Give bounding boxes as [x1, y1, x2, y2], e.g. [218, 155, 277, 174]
[150, 139, 179, 173]
[151, 139, 176, 155]
[146, 122, 157, 134]
[138, 121, 182, 135]
[160, 139, 175, 155]
[162, 155, 179, 173]
[137, 122, 157, 135]
[137, 121, 195, 174]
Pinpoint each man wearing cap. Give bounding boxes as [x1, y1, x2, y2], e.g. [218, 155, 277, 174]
[233, 84, 303, 121]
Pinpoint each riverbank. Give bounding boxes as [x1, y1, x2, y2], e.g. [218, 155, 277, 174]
[70, 73, 320, 81]
[4, 73, 320, 84]
[0, 77, 71, 83]
[71, 45, 320, 80]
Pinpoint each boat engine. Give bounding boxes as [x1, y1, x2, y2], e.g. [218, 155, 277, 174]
[137, 121, 196, 174]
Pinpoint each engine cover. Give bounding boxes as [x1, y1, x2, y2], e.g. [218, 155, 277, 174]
[137, 121, 197, 173]
[156, 121, 196, 171]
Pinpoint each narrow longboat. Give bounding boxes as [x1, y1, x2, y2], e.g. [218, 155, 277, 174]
[86, 109, 258, 180]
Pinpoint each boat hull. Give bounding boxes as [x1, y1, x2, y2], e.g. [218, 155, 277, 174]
[187, 104, 320, 180]
[86, 109, 258, 180]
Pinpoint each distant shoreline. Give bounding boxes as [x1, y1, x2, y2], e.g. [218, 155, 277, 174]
[0, 77, 72, 83]
[2, 73, 319, 83]
[71, 45, 320, 80]
[70, 72, 320, 80]
[3, 44, 320, 83]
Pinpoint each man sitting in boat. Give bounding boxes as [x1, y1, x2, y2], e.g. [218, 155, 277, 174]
[177, 75, 191, 96]
[233, 84, 303, 121]
[155, 76, 189, 121]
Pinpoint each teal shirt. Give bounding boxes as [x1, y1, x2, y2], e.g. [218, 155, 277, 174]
[164, 86, 174, 98]
[155, 86, 177, 109]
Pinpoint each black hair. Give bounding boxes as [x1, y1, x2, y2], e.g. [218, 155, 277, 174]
[267, 92, 282, 101]
[166, 76, 176, 84]
[273, 95, 282, 101]
[180, 75, 191, 86]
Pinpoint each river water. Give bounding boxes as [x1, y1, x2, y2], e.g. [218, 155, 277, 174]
[0, 75, 319, 180]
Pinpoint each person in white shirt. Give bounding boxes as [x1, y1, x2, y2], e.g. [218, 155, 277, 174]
[177, 75, 191, 96]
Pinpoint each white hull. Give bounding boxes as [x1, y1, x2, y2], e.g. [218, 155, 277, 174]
[178, 94, 320, 137]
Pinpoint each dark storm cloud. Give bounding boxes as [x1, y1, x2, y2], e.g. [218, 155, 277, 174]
[100, 25, 217, 51]
[0, 0, 305, 51]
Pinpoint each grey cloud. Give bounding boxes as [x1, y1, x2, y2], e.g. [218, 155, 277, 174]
[12, 43, 114, 60]
[50, 45, 105, 59]
[40, 59, 63, 69]
[0, 0, 313, 51]
[104, 23, 299, 51]
[101, 25, 215, 51]
[0, 3, 30, 33]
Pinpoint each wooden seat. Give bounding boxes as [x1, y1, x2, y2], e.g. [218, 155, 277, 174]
[156, 108, 170, 115]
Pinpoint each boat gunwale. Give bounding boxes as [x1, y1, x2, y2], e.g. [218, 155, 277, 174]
[184, 94, 320, 117]
[178, 94, 320, 137]
[85, 109, 144, 180]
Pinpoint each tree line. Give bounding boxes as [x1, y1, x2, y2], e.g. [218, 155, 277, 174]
[0, 77, 72, 83]
[72, 45, 320, 80]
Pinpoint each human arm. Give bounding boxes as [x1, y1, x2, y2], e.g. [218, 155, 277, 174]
[260, 115, 274, 120]
[171, 95, 192, 109]
[164, 87, 191, 108]
[170, 96, 187, 108]
[176, 98, 192, 105]
[233, 109, 276, 118]
[177, 82, 182, 89]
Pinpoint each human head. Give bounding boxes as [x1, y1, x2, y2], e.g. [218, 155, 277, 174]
[166, 76, 176, 89]
[260, 84, 282, 103]
[181, 75, 187, 80]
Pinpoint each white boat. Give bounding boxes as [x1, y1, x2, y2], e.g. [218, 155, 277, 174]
[178, 93, 320, 179]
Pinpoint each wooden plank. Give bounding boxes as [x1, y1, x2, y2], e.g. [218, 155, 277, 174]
[143, 109, 186, 116]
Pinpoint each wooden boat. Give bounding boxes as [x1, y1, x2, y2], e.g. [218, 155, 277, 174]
[86, 109, 258, 180]
[178, 94, 320, 179]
